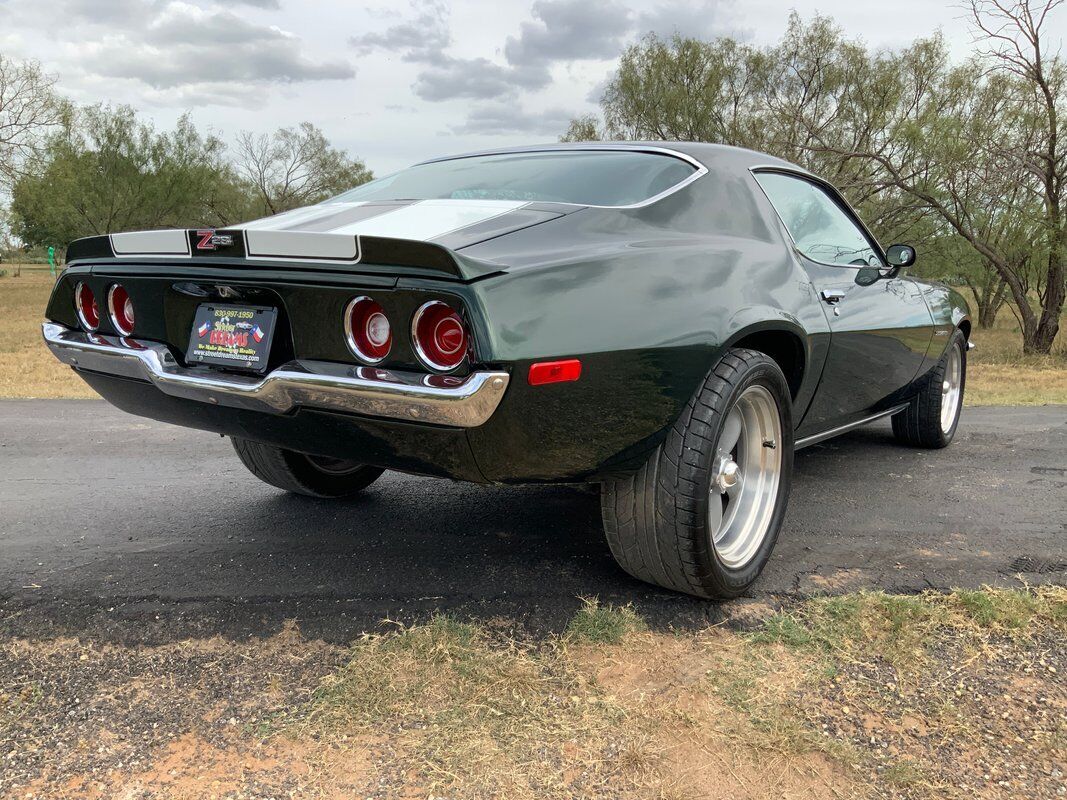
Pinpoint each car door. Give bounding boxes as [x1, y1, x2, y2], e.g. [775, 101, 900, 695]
[753, 170, 935, 435]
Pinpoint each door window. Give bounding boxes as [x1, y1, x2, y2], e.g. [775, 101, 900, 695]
[755, 172, 881, 267]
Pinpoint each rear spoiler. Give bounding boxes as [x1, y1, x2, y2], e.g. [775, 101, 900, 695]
[65, 228, 503, 282]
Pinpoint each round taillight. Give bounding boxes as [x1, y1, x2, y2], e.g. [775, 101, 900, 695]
[344, 296, 392, 363]
[74, 282, 99, 330]
[412, 301, 469, 372]
[108, 284, 135, 336]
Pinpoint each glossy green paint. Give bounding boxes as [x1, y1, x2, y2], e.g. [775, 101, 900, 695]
[45, 142, 970, 484]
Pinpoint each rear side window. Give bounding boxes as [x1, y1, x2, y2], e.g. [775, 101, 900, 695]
[330, 150, 698, 207]
[755, 172, 882, 267]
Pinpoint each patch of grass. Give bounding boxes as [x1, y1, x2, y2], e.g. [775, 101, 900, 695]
[963, 290, 1067, 405]
[565, 597, 646, 644]
[754, 592, 943, 668]
[755, 588, 1066, 667]
[12, 588, 1061, 799]
[0, 273, 97, 399]
[952, 587, 1062, 630]
[301, 614, 641, 798]
[882, 757, 929, 787]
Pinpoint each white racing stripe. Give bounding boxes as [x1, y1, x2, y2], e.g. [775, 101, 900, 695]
[239, 202, 366, 231]
[244, 230, 359, 262]
[330, 199, 527, 241]
[111, 229, 190, 256]
[102, 199, 533, 260]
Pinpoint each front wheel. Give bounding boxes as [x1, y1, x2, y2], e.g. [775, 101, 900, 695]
[231, 437, 384, 498]
[601, 348, 793, 599]
[891, 329, 967, 449]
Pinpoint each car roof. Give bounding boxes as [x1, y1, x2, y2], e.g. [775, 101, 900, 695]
[415, 141, 813, 179]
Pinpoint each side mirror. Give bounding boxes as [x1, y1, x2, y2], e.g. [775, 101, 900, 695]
[885, 244, 916, 269]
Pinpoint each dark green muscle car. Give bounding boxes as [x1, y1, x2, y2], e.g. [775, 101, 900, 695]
[42, 143, 971, 599]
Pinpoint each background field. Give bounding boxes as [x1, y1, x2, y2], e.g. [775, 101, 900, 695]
[2, 270, 1064, 403]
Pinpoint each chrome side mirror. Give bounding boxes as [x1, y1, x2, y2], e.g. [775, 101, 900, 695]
[886, 244, 916, 269]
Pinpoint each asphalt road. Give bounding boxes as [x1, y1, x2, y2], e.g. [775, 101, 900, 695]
[1, 401, 1064, 643]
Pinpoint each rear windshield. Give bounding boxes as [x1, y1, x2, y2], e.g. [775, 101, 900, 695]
[328, 150, 698, 207]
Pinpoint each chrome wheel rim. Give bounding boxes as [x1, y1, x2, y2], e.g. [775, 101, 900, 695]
[940, 344, 963, 434]
[709, 385, 783, 569]
[305, 455, 365, 475]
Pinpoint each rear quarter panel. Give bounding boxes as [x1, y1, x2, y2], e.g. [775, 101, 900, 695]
[917, 279, 972, 365]
[462, 176, 831, 482]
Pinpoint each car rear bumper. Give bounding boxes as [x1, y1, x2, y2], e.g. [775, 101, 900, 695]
[42, 322, 510, 428]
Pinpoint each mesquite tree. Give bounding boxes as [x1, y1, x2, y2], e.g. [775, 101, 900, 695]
[0, 54, 66, 191]
[233, 122, 372, 217]
[570, 6, 1067, 353]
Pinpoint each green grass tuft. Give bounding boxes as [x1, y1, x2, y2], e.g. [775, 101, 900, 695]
[565, 597, 646, 644]
[953, 588, 1045, 629]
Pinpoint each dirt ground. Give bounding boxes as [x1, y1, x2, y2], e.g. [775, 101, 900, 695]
[2, 590, 1064, 800]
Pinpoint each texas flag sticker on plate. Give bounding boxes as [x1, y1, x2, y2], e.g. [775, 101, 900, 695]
[186, 304, 278, 373]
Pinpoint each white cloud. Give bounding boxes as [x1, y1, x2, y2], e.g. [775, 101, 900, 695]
[504, 0, 634, 65]
[0, 0, 1056, 174]
[451, 103, 574, 135]
[3, 0, 353, 105]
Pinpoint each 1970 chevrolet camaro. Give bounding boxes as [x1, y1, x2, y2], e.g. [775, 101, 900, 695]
[42, 143, 971, 598]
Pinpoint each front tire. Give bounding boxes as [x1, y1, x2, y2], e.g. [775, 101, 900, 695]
[601, 348, 793, 599]
[891, 329, 966, 449]
[231, 438, 384, 498]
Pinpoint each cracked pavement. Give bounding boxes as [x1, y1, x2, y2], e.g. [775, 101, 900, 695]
[0, 401, 1064, 643]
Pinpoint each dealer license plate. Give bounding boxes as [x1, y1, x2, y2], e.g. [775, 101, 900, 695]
[187, 304, 277, 373]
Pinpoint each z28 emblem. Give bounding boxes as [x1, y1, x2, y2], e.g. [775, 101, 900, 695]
[195, 230, 235, 250]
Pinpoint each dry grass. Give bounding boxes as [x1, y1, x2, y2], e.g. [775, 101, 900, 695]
[1, 269, 1064, 404]
[281, 590, 1065, 799]
[3, 590, 1064, 799]
[292, 603, 858, 799]
[290, 589, 1065, 799]
[0, 272, 97, 398]
[964, 294, 1067, 405]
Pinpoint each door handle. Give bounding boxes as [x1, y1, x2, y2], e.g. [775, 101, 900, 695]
[821, 289, 846, 305]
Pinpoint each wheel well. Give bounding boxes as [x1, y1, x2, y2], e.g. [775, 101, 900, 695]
[731, 330, 805, 399]
[958, 320, 971, 340]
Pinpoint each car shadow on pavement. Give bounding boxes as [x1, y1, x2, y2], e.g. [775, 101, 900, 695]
[1, 420, 1029, 644]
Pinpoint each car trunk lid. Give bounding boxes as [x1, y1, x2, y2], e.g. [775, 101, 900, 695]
[66, 199, 582, 282]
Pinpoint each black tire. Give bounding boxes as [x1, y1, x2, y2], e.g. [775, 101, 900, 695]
[231, 437, 384, 498]
[601, 348, 794, 599]
[891, 329, 967, 449]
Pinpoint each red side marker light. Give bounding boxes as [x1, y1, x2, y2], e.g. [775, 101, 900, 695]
[528, 359, 582, 386]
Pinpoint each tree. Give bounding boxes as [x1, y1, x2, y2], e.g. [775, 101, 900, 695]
[559, 114, 602, 142]
[800, 3, 1066, 353]
[598, 33, 764, 147]
[0, 54, 67, 191]
[10, 105, 238, 245]
[233, 122, 372, 217]
[565, 8, 1067, 353]
[966, 0, 1066, 351]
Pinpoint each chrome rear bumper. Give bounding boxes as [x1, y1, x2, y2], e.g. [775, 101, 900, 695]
[42, 322, 509, 427]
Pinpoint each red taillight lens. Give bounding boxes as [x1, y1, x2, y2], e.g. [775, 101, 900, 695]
[412, 301, 469, 372]
[528, 359, 582, 385]
[74, 282, 99, 330]
[344, 296, 392, 363]
[107, 284, 135, 336]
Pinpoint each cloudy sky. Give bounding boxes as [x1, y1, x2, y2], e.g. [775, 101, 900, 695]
[1, 0, 1064, 175]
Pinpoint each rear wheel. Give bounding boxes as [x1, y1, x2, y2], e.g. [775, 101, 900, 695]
[891, 329, 966, 449]
[231, 437, 384, 498]
[601, 348, 793, 599]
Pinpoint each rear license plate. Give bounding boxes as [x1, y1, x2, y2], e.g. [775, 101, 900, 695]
[187, 304, 278, 373]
